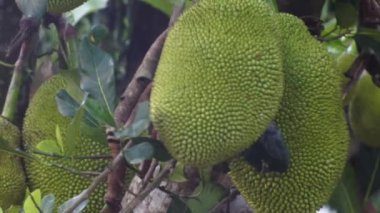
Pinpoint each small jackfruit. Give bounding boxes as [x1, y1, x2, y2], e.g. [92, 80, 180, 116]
[229, 14, 349, 213]
[349, 72, 380, 148]
[150, 0, 284, 167]
[23, 73, 110, 212]
[48, 0, 87, 14]
[0, 116, 26, 209]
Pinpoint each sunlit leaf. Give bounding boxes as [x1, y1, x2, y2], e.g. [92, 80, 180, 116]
[23, 189, 42, 213]
[36, 140, 62, 155]
[65, 0, 109, 25]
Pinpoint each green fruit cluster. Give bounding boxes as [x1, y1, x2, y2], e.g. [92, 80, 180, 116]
[23, 74, 110, 212]
[0, 117, 26, 209]
[150, 0, 349, 212]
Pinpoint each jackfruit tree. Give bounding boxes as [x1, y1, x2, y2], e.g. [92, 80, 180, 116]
[1, 0, 380, 212]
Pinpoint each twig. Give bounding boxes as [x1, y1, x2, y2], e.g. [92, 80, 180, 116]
[141, 159, 158, 189]
[0, 60, 14, 68]
[32, 150, 112, 160]
[120, 160, 176, 213]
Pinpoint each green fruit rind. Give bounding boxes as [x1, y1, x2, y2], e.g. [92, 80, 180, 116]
[0, 117, 26, 209]
[48, 0, 86, 14]
[23, 74, 109, 212]
[150, 0, 284, 167]
[229, 14, 349, 213]
[349, 72, 380, 148]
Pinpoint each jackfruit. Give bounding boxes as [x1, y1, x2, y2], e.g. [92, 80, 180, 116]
[0, 117, 26, 209]
[48, 0, 87, 14]
[349, 72, 380, 148]
[229, 14, 349, 213]
[23, 73, 110, 212]
[150, 0, 284, 167]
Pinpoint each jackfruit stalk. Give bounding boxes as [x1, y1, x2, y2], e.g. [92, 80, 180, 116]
[229, 14, 349, 213]
[0, 116, 26, 209]
[150, 0, 284, 167]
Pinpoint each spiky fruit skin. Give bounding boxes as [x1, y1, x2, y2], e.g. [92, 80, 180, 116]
[150, 0, 284, 167]
[48, 0, 86, 14]
[229, 14, 349, 213]
[23, 74, 109, 212]
[0, 117, 26, 209]
[349, 72, 380, 148]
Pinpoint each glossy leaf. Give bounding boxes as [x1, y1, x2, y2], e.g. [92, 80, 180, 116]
[328, 165, 361, 213]
[79, 38, 116, 126]
[41, 194, 56, 213]
[123, 142, 154, 164]
[114, 101, 150, 139]
[16, 0, 47, 19]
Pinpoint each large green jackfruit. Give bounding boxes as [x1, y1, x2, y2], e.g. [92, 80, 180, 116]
[23, 73, 110, 212]
[48, 0, 87, 14]
[229, 14, 349, 213]
[349, 72, 380, 148]
[150, 0, 284, 167]
[0, 117, 26, 209]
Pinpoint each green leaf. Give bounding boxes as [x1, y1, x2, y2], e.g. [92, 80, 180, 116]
[123, 142, 155, 164]
[56, 89, 81, 117]
[168, 162, 188, 183]
[55, 89, 100, 127]
[335, 2, 358, 28]
[16, 0, 47, 19]
[79, 38, 116, 126]
[23, 189, 42, 213]
[114, 101, 150, 139]
[36, 140, 62, 155]
[58, 195, 88, 213]
[65, 0, 109, 26]
[355, 28, 380, 59]
[167, 196, 191, 213]
[186, 182, 227, 213]
[55, 125, 64, 153]
[328, 165, 361, 213]
[4, 206, 21, 213]
[127, 137, 172, 162]
[41, 194, 55, 213]
[64, 107, 86, 156]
